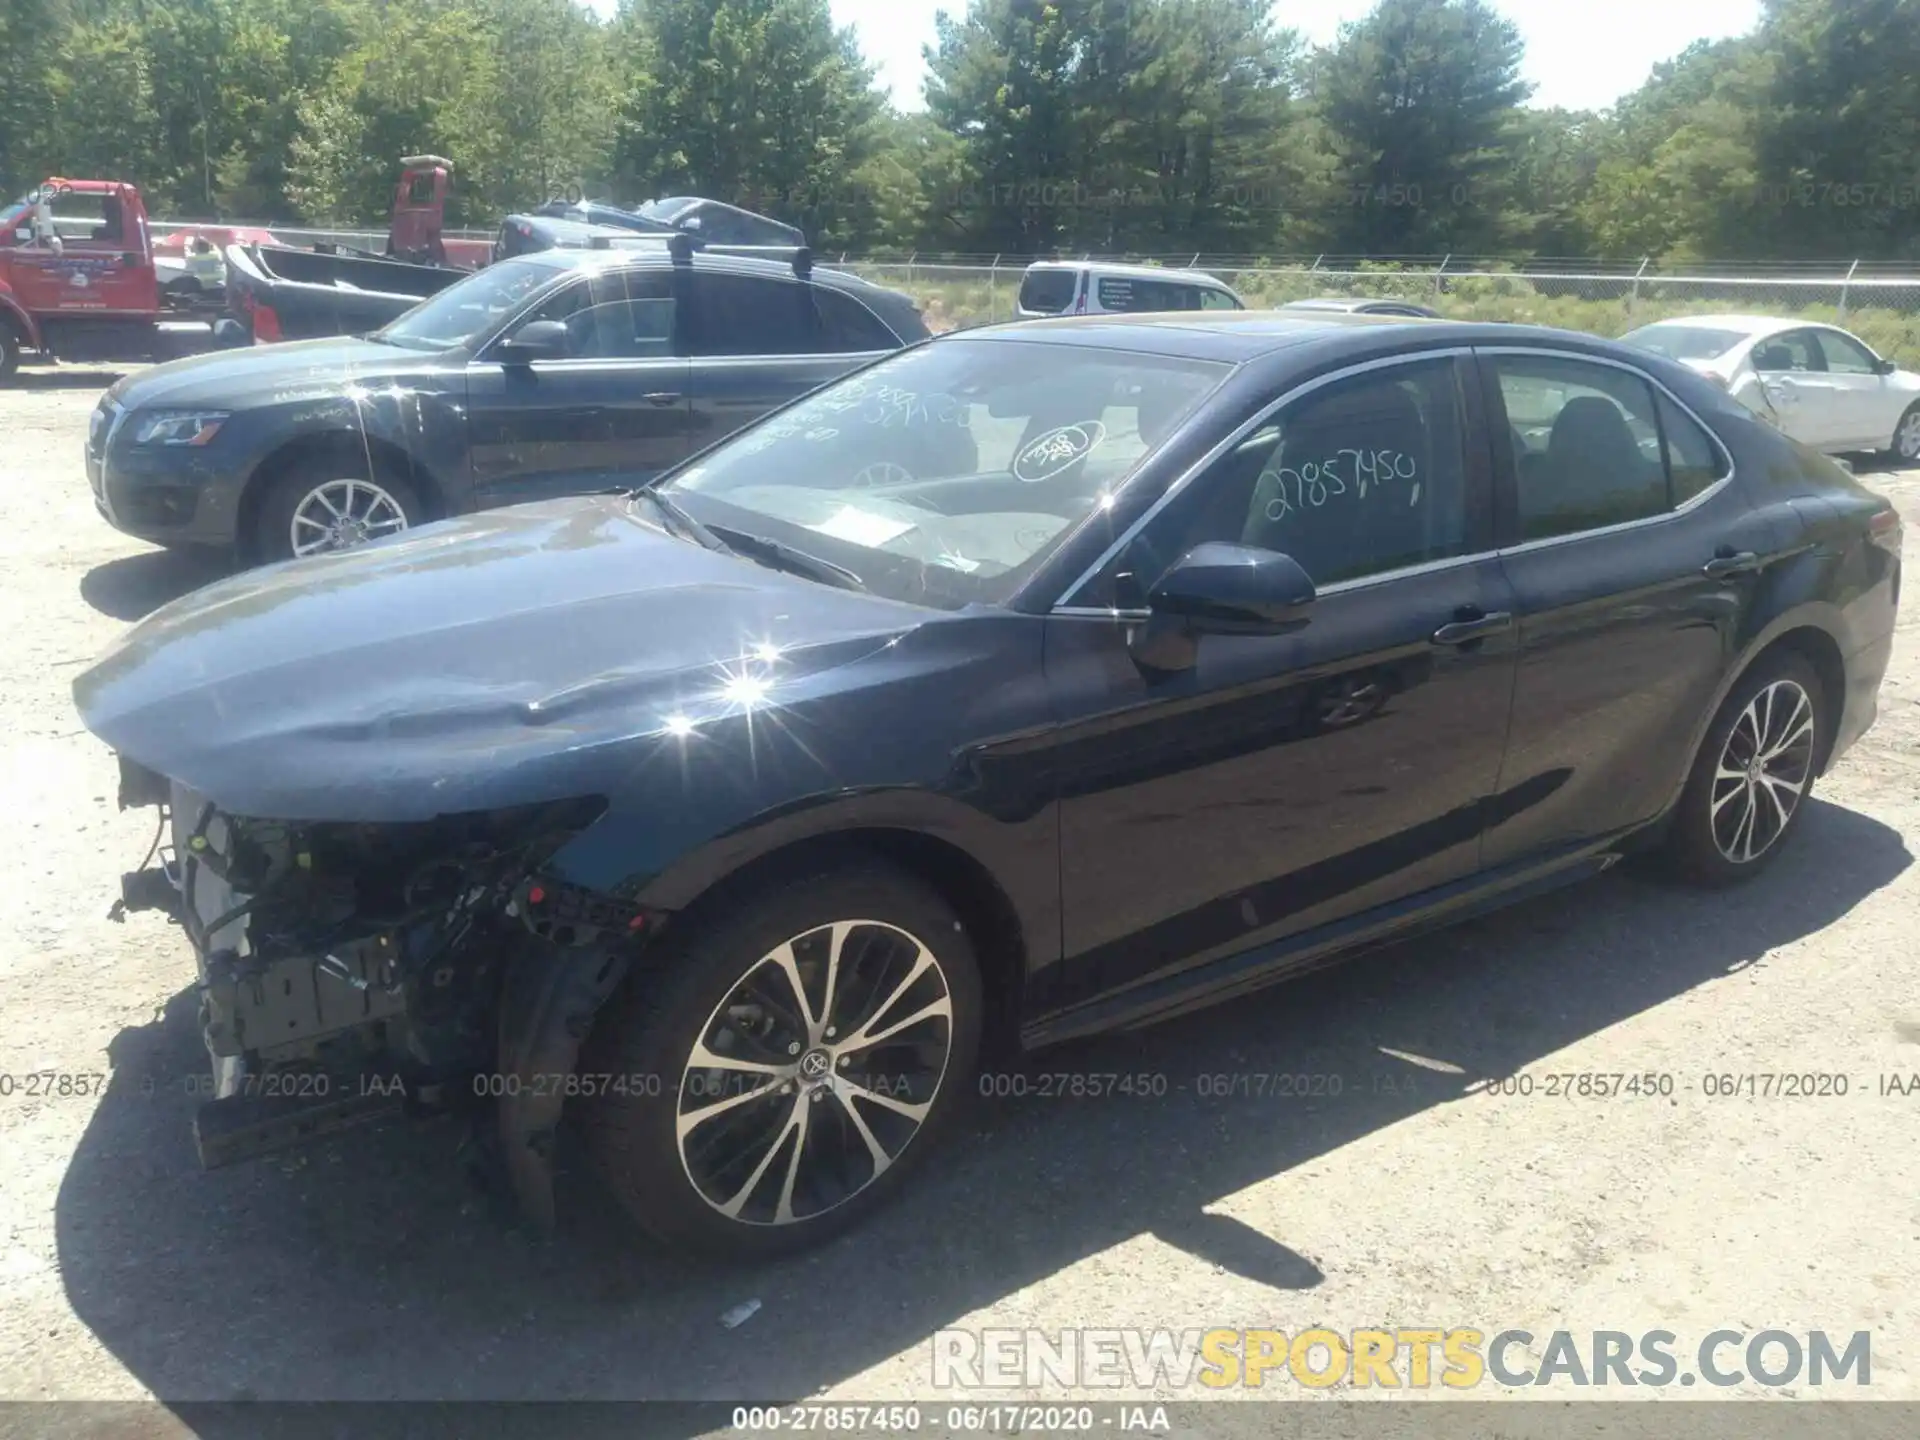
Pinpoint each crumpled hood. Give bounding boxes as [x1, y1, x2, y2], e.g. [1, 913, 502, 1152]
[74, 496, 928, 821]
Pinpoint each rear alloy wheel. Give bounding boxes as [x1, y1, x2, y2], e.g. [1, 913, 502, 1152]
[580, 863, 982, 1258]
[1893, 404, 1920, 464]
[256, 462, 421, 563]
[1660, 654, 1823, 885]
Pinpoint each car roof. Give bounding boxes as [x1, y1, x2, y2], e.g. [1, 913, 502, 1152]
[1281, 297, 1431, 312]
[1023, 259, 1234, 288]
[508, 242, 901, 298]
[1631, 314, 1835, 339]
[950, 310, 1636, 364]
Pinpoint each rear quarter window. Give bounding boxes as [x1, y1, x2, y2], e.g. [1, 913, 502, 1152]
[1019, 269, 1079, 314]
[814, 288, 899, 352]
[1657, 392, 1730, 504]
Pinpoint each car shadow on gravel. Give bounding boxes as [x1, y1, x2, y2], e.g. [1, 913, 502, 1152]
[80, 548, 232, 622]
[52, 798, 1911, 1412]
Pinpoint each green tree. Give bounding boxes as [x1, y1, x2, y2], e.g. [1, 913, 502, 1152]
[0, 0, 65, 194]
[285, 0, 489, 224]
[458, 0, 616, 215]
[1575, 37, 1764, 259]
[926, 0, 1302, 254]
[1748, 0, 1920, 258]
[1503, 107, 1605, 257]
[34, 15, 163, 192]
[610, 0, 884, 246]
[1307, 0, 1533, 254]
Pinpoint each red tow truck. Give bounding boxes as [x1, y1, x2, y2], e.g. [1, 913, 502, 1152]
[384, 156, 493, 269]
[0, 178, 221, 382]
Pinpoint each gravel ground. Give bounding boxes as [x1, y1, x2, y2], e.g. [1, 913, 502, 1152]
[0, 369, 1917, 1424]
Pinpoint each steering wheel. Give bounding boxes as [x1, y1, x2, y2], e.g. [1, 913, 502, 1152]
[851, 460, 913, 489]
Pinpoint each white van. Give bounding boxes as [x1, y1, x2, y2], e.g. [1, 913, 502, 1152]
[1014, 260, 1244, 319]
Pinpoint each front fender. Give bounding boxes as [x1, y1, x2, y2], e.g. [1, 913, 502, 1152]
[237, 394, 467, 516]
[556, 783, 1058, 962]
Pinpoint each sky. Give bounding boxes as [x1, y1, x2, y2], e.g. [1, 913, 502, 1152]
[586, 0, 1764, 115]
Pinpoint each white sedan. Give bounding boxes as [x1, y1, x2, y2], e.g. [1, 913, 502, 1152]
[1621, 313, 1920, 461]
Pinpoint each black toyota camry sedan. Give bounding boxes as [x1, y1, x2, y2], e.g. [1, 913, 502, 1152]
[74, 311, 1901, 1258]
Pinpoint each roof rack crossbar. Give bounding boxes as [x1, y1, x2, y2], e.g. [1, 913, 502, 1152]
[578, 232, 814, 277]
[585, 232, 700, 261]
[703, 242, 813, 278]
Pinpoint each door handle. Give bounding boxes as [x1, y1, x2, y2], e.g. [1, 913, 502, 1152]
[641, 391, 681, 407]
[1703, 550, 1760, 579]
[1431, 610, 1513, 646]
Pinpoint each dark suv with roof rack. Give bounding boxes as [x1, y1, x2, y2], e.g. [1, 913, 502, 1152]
[85, 242, 928, 564]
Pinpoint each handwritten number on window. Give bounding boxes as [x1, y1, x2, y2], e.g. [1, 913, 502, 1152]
[1264, 450, 1418, 523]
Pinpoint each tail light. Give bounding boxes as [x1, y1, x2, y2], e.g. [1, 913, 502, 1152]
[242, 291, 282, 344]
[1869, 506, 1903, 553]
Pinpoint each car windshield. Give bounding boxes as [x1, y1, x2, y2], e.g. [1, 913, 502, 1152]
[658, 339, 1232, 608]
[636, 198, 697, 223]
[372, 257, 560, 350]
[1621, 324, 1748, 361]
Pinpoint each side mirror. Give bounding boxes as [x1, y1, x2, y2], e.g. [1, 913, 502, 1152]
[495, 318, 569, 365]
[1129, 542, 1316, 674]
[1874, 358, 1898, 376]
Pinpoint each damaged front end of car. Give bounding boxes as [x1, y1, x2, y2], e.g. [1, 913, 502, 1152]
[108, 754, 655, 1230]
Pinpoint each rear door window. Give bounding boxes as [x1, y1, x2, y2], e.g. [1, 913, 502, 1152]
[685, 271, 818, 355]
[1489, 355, 1682, 539]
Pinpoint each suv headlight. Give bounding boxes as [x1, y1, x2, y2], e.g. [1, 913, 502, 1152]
[132, 411, 230, 447]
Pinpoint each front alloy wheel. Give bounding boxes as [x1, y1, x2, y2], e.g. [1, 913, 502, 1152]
[579, 862, 982, 1257]
[677, 919, 954, 1226]
[1709, 679, 1815, 864]
[290, 477, 412, 557]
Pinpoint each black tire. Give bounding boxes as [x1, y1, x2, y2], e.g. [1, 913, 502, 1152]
[578, 860, 983, 1260]
[1658, 653, 1825, 886]
[253, 455, 423, 564]
[1890, 402, 1920, 465]
[0, 321, 20, 384]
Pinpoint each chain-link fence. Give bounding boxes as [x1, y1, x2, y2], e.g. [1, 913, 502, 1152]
[151, 221, 1920, 363]
[835, 257, 1920, 362]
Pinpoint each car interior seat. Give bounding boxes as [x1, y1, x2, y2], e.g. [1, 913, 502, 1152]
[1241, 382, 1431, 585]
[1537, 395, 1655, 531]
